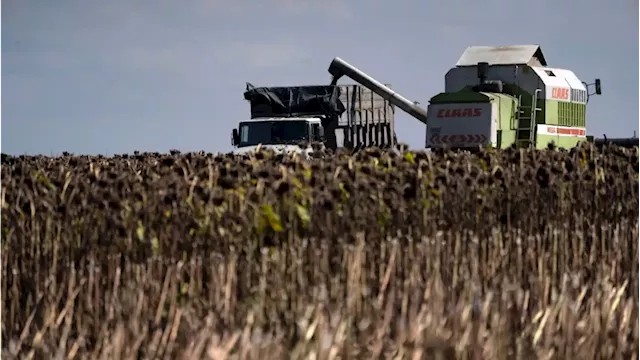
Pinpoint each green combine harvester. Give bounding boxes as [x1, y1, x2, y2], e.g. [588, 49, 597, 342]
[329, 44, 635, 150]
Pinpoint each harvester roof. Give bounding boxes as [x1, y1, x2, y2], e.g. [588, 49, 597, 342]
[455, 45, 548, 67]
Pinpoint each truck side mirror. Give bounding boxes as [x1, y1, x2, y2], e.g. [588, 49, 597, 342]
[232, 129, 239, 146]
[595, 79, 602, 95]
[318, 126, 325, 140]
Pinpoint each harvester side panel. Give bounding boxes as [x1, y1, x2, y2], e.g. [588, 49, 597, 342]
[535, 125, 586, 149]
[425, 101, 496, 148]
[529, 66, 587, 132]
[493, 93, 518, 148]
[444, 65, 546, 135]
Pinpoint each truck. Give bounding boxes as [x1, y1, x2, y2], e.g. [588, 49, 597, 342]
[327, 44, 609, 150]
[231, 82, 397, 156]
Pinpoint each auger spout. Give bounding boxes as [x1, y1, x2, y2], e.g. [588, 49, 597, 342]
[328, 57, 428, 125]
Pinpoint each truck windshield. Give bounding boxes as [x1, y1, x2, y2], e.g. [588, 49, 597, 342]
[238, 121, 309, 146]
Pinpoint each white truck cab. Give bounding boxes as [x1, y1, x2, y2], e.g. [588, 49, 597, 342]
[231, 117, 325, 157]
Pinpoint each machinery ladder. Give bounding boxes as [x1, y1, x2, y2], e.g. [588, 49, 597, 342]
[515, 89, 542, 147]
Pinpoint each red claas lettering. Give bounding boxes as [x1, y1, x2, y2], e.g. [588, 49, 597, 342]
[551, 88, 569, 100]
[436, 108, 482, 118]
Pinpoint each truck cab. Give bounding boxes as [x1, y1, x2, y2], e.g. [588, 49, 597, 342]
[231, 117, 325, 156]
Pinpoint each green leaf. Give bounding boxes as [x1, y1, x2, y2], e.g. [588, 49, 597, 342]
[136, 221, 145, 241]
[151, 237, 159, 255]
[36, 171, 56, 191]
[338, 183, 350, 201]
[261, 204, 283, 232]
[295, 204, 310, 228]
[404, 152, 416, 164]
[292, 177, 303, 189]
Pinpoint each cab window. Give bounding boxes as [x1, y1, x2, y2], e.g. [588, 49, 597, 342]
[240, 125, 249, 143]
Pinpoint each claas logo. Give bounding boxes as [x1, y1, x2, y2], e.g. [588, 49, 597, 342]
[551, 88, 569, 100]
[436, 108, 482, 118]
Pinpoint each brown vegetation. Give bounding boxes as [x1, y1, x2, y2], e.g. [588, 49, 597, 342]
[1, 144, 638, 359]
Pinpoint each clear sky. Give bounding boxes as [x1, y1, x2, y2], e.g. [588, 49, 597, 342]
[2, 0, 638, 155]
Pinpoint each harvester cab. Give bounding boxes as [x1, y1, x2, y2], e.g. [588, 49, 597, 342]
[424, 45, 603, 149]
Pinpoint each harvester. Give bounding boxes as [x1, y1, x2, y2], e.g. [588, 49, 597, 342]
[328, 44, 604, 150]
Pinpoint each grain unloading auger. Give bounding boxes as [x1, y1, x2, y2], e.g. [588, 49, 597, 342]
[329, 44, 614, 150]
[329, 57, 429, 126]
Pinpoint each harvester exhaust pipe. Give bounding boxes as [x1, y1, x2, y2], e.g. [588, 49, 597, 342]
[477, 62, 489, 84]
[328, 57, 429, 125]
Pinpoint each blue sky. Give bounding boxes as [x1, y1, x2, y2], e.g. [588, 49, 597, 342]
[2, 0, 638, 155]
